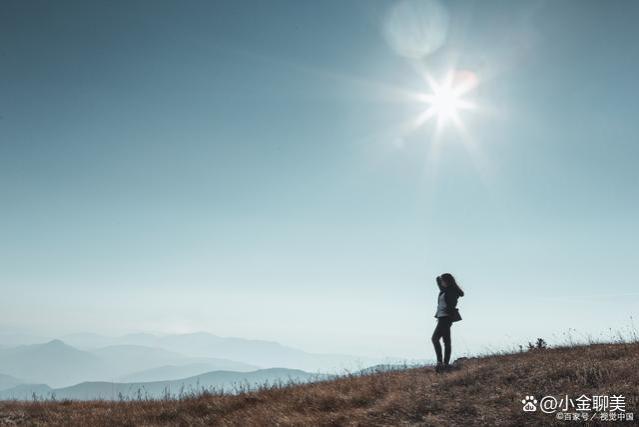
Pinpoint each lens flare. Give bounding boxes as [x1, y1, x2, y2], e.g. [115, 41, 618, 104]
[416, 70, 477, 130]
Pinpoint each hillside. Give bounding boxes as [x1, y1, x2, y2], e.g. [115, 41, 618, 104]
[0, 342, 636, 426]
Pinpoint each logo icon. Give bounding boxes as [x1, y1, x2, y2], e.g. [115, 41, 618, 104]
[522, 395, 538, 412]
[540, 395, 558, 413]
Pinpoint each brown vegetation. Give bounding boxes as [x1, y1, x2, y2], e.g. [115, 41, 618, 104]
[1, 342, 637, 426]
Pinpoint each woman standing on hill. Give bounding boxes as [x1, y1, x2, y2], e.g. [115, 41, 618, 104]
[431, 273, 464, 372]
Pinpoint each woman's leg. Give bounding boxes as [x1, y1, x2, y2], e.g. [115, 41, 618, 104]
[431, 320, 445, 364]
[442, 319, 452, 365]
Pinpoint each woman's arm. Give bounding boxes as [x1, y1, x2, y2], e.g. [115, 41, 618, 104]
[444, 291, 458, 314]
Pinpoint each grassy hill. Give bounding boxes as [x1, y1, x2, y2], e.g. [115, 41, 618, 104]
[0, 342, 636, 426]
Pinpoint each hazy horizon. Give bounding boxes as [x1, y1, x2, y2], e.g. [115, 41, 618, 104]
[2, 0, 638, 360]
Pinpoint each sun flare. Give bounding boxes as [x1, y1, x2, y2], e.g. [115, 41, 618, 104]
[416, 70, 477, 130]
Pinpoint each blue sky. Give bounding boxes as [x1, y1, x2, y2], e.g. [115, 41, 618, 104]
[1, 0, 638, 358]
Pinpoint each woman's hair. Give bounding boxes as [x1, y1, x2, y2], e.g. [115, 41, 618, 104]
[439, 273, 464, 296]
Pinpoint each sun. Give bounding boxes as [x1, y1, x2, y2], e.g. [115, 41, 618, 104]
[415, 70, 477, 130]
[427, 81, 464, 122]
[388, 67, 486, 180]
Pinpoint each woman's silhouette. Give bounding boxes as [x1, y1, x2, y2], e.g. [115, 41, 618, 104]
[431, 273, 464, 371]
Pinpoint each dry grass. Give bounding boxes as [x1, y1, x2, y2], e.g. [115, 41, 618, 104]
[1, 342, 638, 426]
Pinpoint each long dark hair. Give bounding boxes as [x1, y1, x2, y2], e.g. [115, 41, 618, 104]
[438, 273, 464, 296]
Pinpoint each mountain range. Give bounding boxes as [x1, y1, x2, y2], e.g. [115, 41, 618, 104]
[60, 332, 372, 372]
[0, 339, 256, 388]
[0, 374, 23, 391]
[0, 332, 382, 399]
[0, 368, 322, 401]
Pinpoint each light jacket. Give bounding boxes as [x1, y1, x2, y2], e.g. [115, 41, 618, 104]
[434, 285, 464, 322]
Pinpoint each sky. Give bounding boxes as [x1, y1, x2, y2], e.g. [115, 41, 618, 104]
[1, 0, 638, 359]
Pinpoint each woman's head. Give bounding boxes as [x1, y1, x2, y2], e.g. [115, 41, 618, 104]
[437, 273, 464, 295]
[439, 273, 456, 288]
